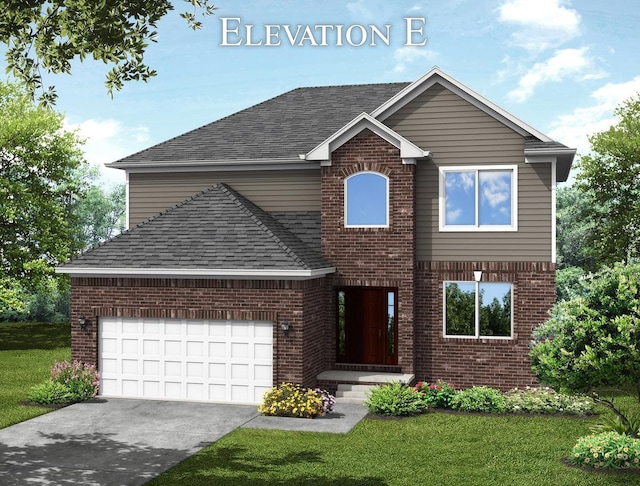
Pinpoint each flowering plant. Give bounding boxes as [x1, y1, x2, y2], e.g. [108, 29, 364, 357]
[259, 383, 336, 419]
[415, 380, 456, 409]
[504, 386, 594, 416]
[29, 360, 101, 405]
[571, 431, 640, 469]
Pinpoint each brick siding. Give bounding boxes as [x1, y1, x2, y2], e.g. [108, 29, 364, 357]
[414, 261, 556, 390]
[321, 130, 416, 373]
[70, 276, 329, 388]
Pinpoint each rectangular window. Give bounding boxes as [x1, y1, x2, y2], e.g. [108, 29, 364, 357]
[443, 281, 513, 339]
[439, 165, 517, 231]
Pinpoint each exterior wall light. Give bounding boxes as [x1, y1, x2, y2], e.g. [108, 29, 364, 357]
[280, 321, 291, 334]
[78, 314, 89, 330]
[474, 270, 483, 282]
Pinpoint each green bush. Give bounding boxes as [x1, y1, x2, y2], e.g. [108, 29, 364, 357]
[451, 386, 506, 413]
[415, 380, 456, 409]
[571, 432, 640, 469]
[504, 387, 594, 415]
[258, 383, 334, 419]
[365, 382, 426, 416]
[29, 360, 100, 405]
[28, 381, 74, 405]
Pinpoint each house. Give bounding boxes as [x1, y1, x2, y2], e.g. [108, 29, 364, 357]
[57, 67, 575, 404]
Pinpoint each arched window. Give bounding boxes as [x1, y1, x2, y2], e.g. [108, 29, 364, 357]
[344, 172, 389, 227]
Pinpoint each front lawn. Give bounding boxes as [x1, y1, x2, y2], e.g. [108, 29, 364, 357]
[0, 321, 71, 429]
[149, 412, 640, 486]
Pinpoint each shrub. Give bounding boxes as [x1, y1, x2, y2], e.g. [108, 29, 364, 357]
[29, 360, 100, 405]
[571, 432, 640, 469]
[504, 387, 594, 416]
[258, 383, 335, 419]
[365, 382, 426, 416]
[451, 386, 506, 413]
[28, 381, 75, 405]
[415, 380, 456, 409]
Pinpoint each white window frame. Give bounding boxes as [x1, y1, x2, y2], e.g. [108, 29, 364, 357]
[439, 165, 518, 232]
[442, 281, 514, 340]
[344, 171, 390, 228]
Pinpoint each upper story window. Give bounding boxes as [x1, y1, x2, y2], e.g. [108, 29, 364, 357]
[345, 172, 389, 227]
[439, 165, 517, 232]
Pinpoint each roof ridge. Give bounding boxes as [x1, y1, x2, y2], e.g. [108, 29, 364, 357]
[218, 183, 313, 270]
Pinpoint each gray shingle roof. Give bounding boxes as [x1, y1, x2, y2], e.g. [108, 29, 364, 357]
[61, 184, 331, 272]
[109, 83, 410, 167]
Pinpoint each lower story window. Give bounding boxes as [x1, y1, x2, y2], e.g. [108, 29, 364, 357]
[444, 281, 513, 338]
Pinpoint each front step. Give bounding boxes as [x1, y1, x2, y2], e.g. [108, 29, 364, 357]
[317, 370, 416, 405]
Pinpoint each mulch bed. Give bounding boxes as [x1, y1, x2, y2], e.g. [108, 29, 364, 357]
[560, 457, 640, 475]
[19, 401, 74, 410]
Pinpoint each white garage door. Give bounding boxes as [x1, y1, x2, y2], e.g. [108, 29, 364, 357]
[99, 317, 273, 403]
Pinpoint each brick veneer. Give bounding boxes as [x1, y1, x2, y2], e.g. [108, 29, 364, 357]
[321, 130, 416, 373]
[70, 276, 329, 388]
[415, 261, 556, 390]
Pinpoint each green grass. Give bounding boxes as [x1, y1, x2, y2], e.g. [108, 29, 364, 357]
[0, 321, 71, 429]
[149, 412, 640, 486]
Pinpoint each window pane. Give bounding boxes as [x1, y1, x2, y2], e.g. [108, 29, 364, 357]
[445, 171, 476, 226]
[387, 291, 395, 356]
[338, 291, 346, 356]
[346, 173, 387, 226]
[479, 283, 512, 337]
[479, 170, 512, 226]
[445, 282, 476, 336]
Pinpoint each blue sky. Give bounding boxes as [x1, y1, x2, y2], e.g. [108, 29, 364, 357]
[7, 0, 638, 187]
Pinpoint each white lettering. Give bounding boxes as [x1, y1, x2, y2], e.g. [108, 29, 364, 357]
[335, 24, 344, 46]
[346, 24, 367, 47]
[315, 25, 334, 46]
[244, 24, 263, 46]
[265, 25, 281, 46]
[220, 17, 242, 46]
[370, 24, 391, 46]
[298, 25, 319, 46]
[282, 24, 303, 45]
[404, 17, 428, 46]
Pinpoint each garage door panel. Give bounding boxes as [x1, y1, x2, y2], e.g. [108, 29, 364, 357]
[99, 317, 273, 403]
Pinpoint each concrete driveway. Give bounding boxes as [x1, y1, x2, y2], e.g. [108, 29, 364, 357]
[0, 398, 259, 486]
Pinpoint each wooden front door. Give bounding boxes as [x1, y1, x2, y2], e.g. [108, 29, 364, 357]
[337, 287, 397, 365]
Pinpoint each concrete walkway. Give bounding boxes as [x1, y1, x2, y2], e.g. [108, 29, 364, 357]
[0, 398, 368, 486]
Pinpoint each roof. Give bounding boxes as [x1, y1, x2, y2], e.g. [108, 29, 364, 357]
[108, 82, 409, 169]
[57, 184, 333, 279]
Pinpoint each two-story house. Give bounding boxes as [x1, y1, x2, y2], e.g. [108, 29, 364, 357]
[58, 67, 575, 404]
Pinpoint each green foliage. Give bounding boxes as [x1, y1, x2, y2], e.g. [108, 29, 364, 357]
[504, 387, 594, 415]
[0, 81, 85, 305]
[571, 432, 640, 469]
[531, 262, 640, 395]
[531, 262, 640, 435]
[365, 382, 426, 416]
[415, 380, 456, 409]
[576, 94, 640, 266]
[258, 383, 335, 419]
[29, 360, 100, 405]
[591, 409, 640, 437]
[28, 380, 74, 405]
[556, 185, 597, 271]
[73, 183, 126, 250]
[0, 0, 216, 104]
[556, 266, 586, 302]
[451, 386, 506, 413]
[0, 276, 70, 323]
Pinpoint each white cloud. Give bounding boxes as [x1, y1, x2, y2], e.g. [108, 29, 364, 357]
[497, 0, 581, 52]
[507, 47, 605, 102]
[548, 76, 640, 156]
[64, 118, 150, 187]
[391, 46, 438, 74]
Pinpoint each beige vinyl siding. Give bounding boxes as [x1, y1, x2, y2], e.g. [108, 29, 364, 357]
[128, 169, 320, 227]
[385, 83, 552, 262]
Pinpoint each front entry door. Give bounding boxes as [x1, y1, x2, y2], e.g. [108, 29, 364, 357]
[337, 287, 397, 365]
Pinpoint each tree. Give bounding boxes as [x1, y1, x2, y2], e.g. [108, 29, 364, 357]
[0, 81, 85, 305]
[0, 0, 216, 104]
[530, 262, 640, 436]
[556, 185, 597, 271]
[73, 183, 126, 250]
[576, 94, 640, 267]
